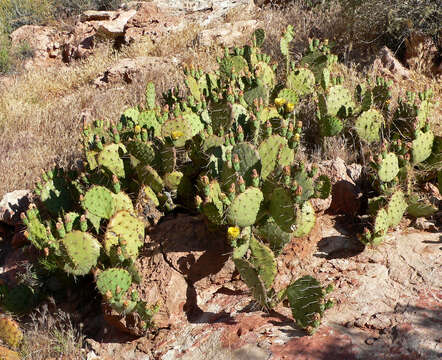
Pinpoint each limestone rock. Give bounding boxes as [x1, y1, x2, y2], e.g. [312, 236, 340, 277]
[198, 20, 258, 47]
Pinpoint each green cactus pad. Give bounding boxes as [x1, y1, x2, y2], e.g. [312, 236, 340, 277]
[286, 68, 315, 96]
[319, 85, 354, 117]
[96, 268, 132, 300]
[25, 211, 48, 250]
[161, 118, 193, 147]
[226, 188, 264, 227]
[221, 143, 262, 189]
[127, 140, 156, 165]
[374, 208, 389, 238]
[315, 175, 331, 199]
[121, 107, 140, 125]
[186, 75, 201, 100]
[257, 107, 280, 124]
[138, 111, 161, 138]
[233, 258, 268, 308]
[104, 210, 145, 261]
[164, 171, 183, 190]
[83, 186, 115, 219]
[85, 150, 99, 170]
[407, 195, 437, 218]
[259, 135, 292, 180]
[412, 130, 434, 164]
[231, 104, 248, 124]
[416, 99, 433, 128]
[112, 192, 134, 214]
[292, 201, 316, 237]
[136, 164, 164, 193]
[269, 187, 296, 233]
[286, 275, 325, 333]
[97, 143, 126, 178]
[319, 115, 343, 137]
[62, 231, 101, 276]
[244, 84, 269, 106]
[355, 109, 384, 143]
[255, 61, 275, 88]
[387, 190, 407, 227]
[368, 196, 387, 215]
[277, 88, 298, 106]
[250, 236, 277, 289]
[253, 28, 266, 47]
[202, 202, 224, 225]
[293, 169, 315, 203]
[378, 152, 399, 183]
[254, 217, 291, 256]
[145, 82, 156, 110]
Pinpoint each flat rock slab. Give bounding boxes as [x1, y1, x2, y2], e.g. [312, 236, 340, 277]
[89, 224, 441, 360]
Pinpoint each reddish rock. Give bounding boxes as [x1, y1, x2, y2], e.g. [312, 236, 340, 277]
[405, 32, 441, 77]
[373, 46, 410, 79]
[270, 327, 356, 360]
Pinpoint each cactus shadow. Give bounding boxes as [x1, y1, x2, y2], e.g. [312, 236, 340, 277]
[315, 235, 364, 259]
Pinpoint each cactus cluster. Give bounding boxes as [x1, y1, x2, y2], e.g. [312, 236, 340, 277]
[19, 25, 439, 336]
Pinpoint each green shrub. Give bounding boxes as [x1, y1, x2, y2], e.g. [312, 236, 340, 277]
[0, 0, 54, 33]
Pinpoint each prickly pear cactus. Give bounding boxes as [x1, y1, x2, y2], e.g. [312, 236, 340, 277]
[285, 276, 333, 334]
[387, 190, 407, 227]
[233, 258, 269, 308]
[104, 211, 145, 263]
[412, 129, 434, 164]
[377, 152, 400, 183]
[62, 231, 101, 275]
[355, 109, 384, 143]
[227, 188, 264, 227]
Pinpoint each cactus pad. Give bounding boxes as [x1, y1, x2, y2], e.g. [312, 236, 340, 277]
[233, 258, 268, 308]
[319, 115, 343, 137]
[97, 143, 126, 178]
[378, 152, 399, 183]
[104, 211, 145, 261]
[412, 130, 434, 164]
[62, 231, 101, 275]
[286, 68, 315, 96]
[319, 85, 354, 117]
[136, 165, 164, 193]
[226, 188, 264, 227]
[127, 140, 156, 165]
[277, 88, 298, 106]
[96, 268, 132, 300]
[355, 109, 384, 143]
[83, 186, 115, 219]
[387, 190, 407, 227]
[292, 201, 316, 237]
[250, 236, 277, 289]
[269, 187, 296, 233]
[286, 275, 326, 333]
[259, 135, 292, 180]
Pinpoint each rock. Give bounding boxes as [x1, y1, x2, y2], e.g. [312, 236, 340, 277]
[316, 158, 362, 215]
[94, 56, 178, 87]
[405, 32, 441, 77]
[198, 20, 258, 47]
[0, 190, 32, 226]
[9, 25, 62, 67]
[96, 10, 138, 38]
[105, 214, 235, 334]
[80, 10, 116, 22]
[373, 46, 410, 79]
[123, 2, 181, 43]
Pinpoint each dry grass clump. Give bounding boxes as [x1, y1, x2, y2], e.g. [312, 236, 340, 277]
[19, 305, 85, 360]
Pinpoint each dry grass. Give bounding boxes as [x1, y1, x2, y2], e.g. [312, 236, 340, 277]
[0, 1, 440, 197]
[19, 305, 85, 360]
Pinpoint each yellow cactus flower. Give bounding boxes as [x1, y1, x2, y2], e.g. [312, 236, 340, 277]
[171, 130, 184, 140]
[227, 226, 240, 240]
[286, 102, 295, 112]
[134, 125, 141, 134]
[294, 133, 301, 142]
[274, 97, 286, 107]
